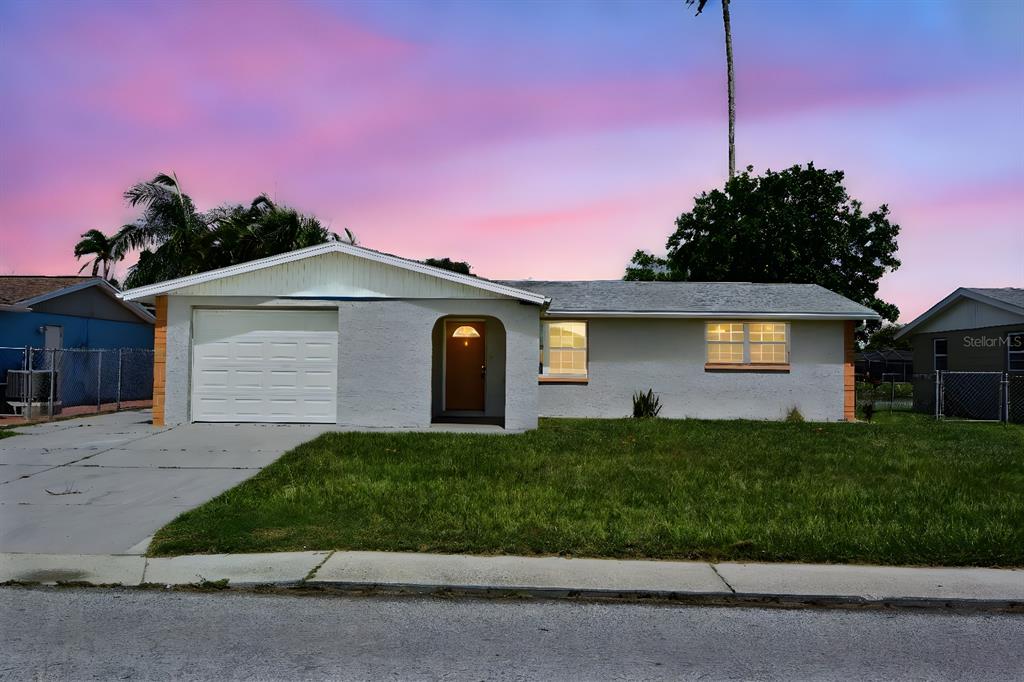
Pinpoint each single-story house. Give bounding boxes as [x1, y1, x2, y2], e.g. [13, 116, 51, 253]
[0, 276, 154, 349]
[895, 287, 1024, 413]
[0, 277, 156, 412]
[119, 242, 879, 429]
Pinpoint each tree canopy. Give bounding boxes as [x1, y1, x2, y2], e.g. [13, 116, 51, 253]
[625, 164, 901, 340]
[423, 257, 473, 276]
[862, 323, 911, 352]
[74, 173, 343, 289]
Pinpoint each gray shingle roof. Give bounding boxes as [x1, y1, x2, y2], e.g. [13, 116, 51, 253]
[965, 287, 1024, 312]
[495, 280, 880, 318]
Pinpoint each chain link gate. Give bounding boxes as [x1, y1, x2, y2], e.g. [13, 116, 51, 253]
[935, 371, 1015, 423]
[0, 346, 154, 422]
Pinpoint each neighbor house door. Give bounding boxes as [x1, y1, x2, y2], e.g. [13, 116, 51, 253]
[445, 321, 485, 411]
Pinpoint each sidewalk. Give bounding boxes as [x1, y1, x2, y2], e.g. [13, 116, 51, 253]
[2, 550, 1022, 609]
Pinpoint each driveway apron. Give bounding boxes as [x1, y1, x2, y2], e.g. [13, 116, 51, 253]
[0, 410, 331, 554]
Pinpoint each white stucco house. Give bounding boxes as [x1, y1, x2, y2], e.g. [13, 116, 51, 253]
[119, 242, 879, 430]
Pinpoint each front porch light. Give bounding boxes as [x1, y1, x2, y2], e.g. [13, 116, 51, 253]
[451, 325, 480, 338]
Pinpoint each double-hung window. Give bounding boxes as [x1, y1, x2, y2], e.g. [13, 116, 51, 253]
[706, 322, 789, 367]
[540, 321, 587, 380]
[933, 338, 948, 372]
[1008, 332, 1024, 373]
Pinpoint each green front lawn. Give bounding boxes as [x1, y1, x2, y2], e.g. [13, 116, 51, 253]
[149, 413, 1024, 566]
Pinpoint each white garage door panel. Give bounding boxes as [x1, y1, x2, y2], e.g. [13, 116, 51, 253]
[191, 310, 338, 423]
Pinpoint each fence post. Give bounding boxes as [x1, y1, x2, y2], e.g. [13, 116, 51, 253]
[25, 347, 33, 421]
[116, 348, 123, 412]
[1003, 372, 1010, 424]
[96, 350, 103, 413]
[47, 349, 55, 419]
[934, 371, 941, 420]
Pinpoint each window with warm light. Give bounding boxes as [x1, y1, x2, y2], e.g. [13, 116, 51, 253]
[706, 322, 789, 367]
[540, 321, 587, 378]
[451, 325, 480, 338]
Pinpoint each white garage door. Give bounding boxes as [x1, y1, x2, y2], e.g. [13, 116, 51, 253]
[191, 309, 338, 423]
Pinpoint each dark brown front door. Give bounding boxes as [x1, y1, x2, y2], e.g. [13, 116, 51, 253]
[445, 321, 485, 411]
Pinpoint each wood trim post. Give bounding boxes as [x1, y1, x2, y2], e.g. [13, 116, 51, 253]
[843, 321, 856, 421]
[152, 295, 167, 426]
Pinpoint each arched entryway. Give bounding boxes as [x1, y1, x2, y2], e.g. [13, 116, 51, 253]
[431, 316, 506, 426]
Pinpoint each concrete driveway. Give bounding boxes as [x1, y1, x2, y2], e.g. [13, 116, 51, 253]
[0, 410, 333, 554]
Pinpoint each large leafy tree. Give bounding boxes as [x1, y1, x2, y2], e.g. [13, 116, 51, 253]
[625, 164, 901, 340]
[862, 323, 911, 352]
[73, 228, 124, 283]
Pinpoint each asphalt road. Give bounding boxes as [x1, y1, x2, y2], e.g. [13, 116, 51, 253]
[2, 588, 1021, 681]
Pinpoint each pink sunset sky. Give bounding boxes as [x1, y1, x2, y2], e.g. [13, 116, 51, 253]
[0, 0, 1021, 321]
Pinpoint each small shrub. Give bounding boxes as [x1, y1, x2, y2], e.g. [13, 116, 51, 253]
[785, 407, 805, 423]
[632, 389, 662, 418]
[862, 402, 876, 422]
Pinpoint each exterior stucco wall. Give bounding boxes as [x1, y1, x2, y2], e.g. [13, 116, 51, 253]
[161, 295, 539, 430]
[538, 318, 847, 421]
[337, 299, 538, 431]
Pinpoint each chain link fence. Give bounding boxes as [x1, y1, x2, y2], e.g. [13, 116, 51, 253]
[935, 371, 1021, 424]
[855, 376, 914, 417]
[0, 346, 153, 422]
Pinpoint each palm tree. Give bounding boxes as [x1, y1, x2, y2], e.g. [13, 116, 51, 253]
[687, 0, 735, 179]
[73, 228, 123, 282]
[208, 193, 339, 267]
[112, 172, 342, 288]
[117, 172, 216, 288]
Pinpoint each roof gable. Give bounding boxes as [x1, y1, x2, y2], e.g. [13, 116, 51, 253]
[0, 276, 154, 323]
[119, 242, 548, 305]
[896, 287, 1024, 338]
[0, 276, 95, 305]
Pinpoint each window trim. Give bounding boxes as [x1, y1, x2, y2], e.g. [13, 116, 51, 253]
[1008, 331, 1024, 374]
[539, 319, 589, 383]
[704, 321, 790, 371]
[933, 337, 948, 372]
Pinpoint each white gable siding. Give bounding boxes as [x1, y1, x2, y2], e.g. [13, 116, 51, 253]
[915, 298, 1024, 334]
[172, 251, 506, 300]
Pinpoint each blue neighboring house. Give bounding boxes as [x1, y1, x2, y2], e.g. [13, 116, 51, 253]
[1, 276, 155, 411]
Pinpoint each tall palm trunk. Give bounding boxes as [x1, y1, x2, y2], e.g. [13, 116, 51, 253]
[722, 0, 735, 179]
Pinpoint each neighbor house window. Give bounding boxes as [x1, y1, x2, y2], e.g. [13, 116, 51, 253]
[706, 322, 789, 366]
[540, 321, 587, 378]
[1008, 332, 1024, 373]
[934, 338, 948, 371]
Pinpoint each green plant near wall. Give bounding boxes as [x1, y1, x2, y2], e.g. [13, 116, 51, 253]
[632, 389, 663, 418]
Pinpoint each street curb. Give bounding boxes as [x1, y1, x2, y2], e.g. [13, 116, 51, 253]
[3, 578, 1022, 613]
[297, 580, 1024, 613]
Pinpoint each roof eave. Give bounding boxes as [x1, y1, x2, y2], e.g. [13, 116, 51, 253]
[544, 310, 881, 320]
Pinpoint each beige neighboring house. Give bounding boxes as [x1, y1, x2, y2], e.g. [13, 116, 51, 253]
[119, 242, 878, 430]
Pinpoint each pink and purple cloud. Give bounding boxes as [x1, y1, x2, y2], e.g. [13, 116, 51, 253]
[1, 0, 1021, 320]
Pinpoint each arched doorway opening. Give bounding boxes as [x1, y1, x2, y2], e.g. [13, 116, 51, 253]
[431, 316, 506, 426]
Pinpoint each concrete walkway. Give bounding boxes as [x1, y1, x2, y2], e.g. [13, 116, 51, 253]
[2, 550, 1021, 609]
[0, 410, 333, 554]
